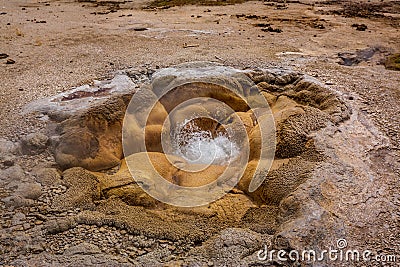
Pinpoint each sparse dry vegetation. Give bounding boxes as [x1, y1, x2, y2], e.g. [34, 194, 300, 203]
[146, 0, 254, 8]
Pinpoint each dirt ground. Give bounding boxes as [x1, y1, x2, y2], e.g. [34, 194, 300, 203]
[0, 0, 399, 266]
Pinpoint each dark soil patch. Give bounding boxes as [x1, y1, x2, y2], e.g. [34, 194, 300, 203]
[261, 26, 282, 33]
[77, 0, 132, 11]
[351, 23, 367, 31]
[338, 47, 382, 66]
[236, 14, 268, 20]
[253, 23, 271, 27]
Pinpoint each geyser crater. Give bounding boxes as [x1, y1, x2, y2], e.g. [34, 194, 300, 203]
[25, 62, 352, 243]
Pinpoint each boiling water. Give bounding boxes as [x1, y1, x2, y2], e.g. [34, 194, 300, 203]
[173, 120, 240, 166]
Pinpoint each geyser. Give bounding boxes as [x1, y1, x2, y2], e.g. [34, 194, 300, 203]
[172, 119, 240, 166]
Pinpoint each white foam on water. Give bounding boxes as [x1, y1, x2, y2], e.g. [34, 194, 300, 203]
[173, 120, 239, 166]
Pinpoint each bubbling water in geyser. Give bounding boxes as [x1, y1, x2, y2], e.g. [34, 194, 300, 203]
[172, 119, 240, 166]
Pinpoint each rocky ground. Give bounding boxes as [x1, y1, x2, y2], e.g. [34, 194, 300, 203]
[0, 0, 400, 266]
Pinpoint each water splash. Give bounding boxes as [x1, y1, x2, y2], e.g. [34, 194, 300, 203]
[173, 120, 239, 166]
